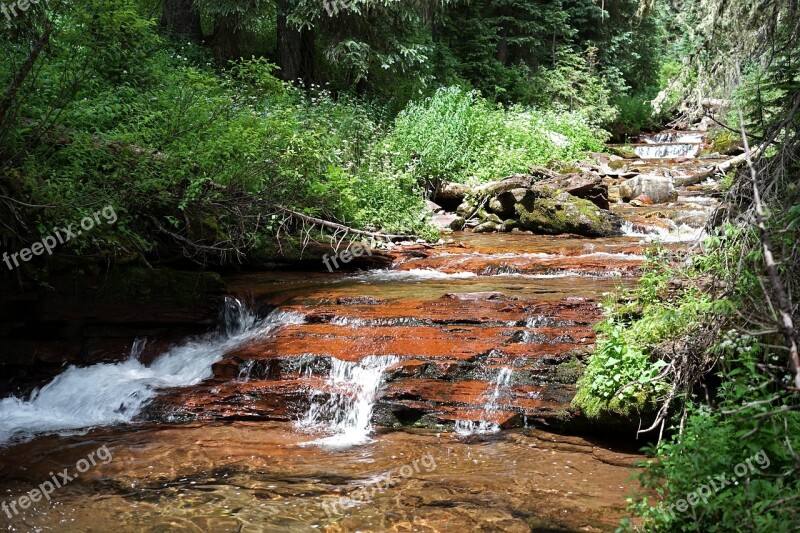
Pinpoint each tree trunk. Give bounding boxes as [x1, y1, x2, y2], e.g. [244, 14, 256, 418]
[161, 0, 204, 42]
[276, 4, 315, 84]
[212, 17, 241, 62]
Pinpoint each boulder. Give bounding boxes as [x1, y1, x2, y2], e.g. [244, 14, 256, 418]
[431, 213, 458, 229]
[425, 200, 445, 214]
[501, 219, 518, 232]
[618, 175, 678, 204]
[449, 216, 466, 230]
[537, 172, 610, 210]
[488, 191, 518, 218]
[473, 221, 499, 233]
[456, 199, 477, 218]
[435, 181, 472, 206]
[515, 190, 621, 237]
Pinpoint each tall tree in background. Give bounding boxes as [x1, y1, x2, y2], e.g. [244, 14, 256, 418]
[161, 0, 203, 41]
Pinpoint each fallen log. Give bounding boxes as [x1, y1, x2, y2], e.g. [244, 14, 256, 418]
[674, 148, 762, 187]
[274, 207, 416, 242]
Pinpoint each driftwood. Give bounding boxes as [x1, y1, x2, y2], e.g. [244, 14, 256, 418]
[206, 183, 415, 242]
[674, 149, 762, 187]
[274, 207, 415, 242]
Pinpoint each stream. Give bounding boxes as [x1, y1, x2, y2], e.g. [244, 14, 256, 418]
[0, 132, 721, 532]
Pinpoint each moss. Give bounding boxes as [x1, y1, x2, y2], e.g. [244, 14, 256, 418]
[515, 189, 621, 237]
[709, 130, 740, 155]
[608, 146, 638, 159]
[555, 356, 586, 384]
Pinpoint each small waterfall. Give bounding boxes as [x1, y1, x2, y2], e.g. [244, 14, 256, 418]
[0, 299, 304, 445]
[634, 143, 701, 159]
[456, 367, 513, 435]
[298, 355, 399, 448]
[620, 220, 704, 243]
[641, 132, 703, 144]
[237, 360, 256, 382]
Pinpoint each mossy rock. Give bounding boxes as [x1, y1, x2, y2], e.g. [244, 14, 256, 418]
[608, 146, 638, 159]
[480, 211, 503, 224]
[499, 219, 518, 232]
[515, 189, 621, 237]
[488, 191, 519, 218]
[456, 199, 477, 218]
[449, 216, 466, 230]
[473, 221, 499, 233]
[554, 356, 586, 384]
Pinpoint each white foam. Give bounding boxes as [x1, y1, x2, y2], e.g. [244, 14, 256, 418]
[0, 302, 304, 445]
[298, 355, 398, 448]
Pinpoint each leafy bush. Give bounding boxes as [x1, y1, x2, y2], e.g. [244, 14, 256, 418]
[383, 86, 608, 186]
[622, 355, 800, 532]
[573, 321, 668, 419]
[573, 244, 734, 422]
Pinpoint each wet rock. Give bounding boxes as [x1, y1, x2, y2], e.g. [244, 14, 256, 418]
[629, 196, 654, 206]
[515, 190, 622, 237]
[336, 296, 384, 305]
[442, 292, 505, 301]
[473, 221, 499, 233]
[618, 174, 678, 204]
[449, 216, 466, 230]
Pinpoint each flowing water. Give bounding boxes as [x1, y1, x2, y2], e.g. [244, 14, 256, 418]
[623, 130, 706, 159]
[0, 132, 721, 532]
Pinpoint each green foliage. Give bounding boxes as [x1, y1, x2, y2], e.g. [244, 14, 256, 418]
[573, 241, 738, 421]
[573, 321, 667, 419]
[1, 7, 436, 266]
[609, 93, 656, 140]
[622, 356, 800, 532]
[530, 47, 618, 127]
[384, 86, 608, 186]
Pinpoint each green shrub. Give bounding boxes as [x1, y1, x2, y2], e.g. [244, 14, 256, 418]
[384, 86, 608, 186]
[622, 354, 800, 532]
[573, 321, 668, 419]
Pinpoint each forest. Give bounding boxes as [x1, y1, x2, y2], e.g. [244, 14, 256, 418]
[1, 0, 799, 531]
